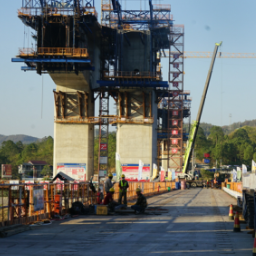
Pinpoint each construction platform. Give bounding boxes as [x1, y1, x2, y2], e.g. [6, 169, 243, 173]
[0, 189, 253, 255]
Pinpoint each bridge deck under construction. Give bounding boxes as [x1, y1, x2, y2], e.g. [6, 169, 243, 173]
[0, 189, 253, 256]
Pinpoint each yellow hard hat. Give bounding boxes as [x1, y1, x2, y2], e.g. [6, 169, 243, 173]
[108, 173, 113, 178]
[109, 187, 115, 192]
[136, 188, 141, 192]
[121, 174, 125, 178]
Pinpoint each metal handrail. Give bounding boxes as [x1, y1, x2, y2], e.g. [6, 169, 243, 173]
[18, 7, 98, 18]
[103, 71, 161, 80]
[18, 47, 89, 58]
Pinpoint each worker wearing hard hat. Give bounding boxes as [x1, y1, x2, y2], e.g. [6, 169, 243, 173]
[104, 173, 115, 193]
[131, 188, 147, 214]
[103, 187, 119, 212]
[118, 174, 129, 205]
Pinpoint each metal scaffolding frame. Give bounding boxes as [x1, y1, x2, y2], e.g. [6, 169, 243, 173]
[97, 91, 109, 178]
[167, 24, 185, 173]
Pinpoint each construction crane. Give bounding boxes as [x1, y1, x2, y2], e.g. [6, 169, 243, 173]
[177, 42, 222, 185]
[161, 51, 256, 58]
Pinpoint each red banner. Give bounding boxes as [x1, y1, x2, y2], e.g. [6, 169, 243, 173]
[100, 143, 107, 150]
[173, 82, 178, 87]
[172, 148, 178, 154]
[172, 139, 178, 145]
[172, 130, 178, 135]
[172, 120, 178, 126]
[1, 164, 12, 178]
[172, 110, 178, 116]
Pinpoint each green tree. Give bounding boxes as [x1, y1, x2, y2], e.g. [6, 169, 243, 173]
[41, 165, 53, 177]
[244, 145, 254, 161]
[208, 126, 224, 146]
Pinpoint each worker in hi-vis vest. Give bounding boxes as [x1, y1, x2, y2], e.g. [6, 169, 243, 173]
[118, 174, 129, 205]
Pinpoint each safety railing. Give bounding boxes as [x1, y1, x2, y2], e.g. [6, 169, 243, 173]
[109, 117, 154, 125]
[54, 117, 101, 124]
[18, 48, 36, 56]
[38, 47, 89, 57]
[54, 116, 154, 125]
[1, 181, 175, 227]
[112, 181, 175, 201]
[153, 4, 171, 11]
[0, 182, 95, 227]
[18, 7, 98, 18]
[18, 47, 89, 58]
[103, 71, 161, 80]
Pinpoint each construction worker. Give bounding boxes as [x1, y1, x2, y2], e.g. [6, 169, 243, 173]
[104, 173, 115, 193]
[103, 187, 119, 212]
[131, 188, 147, 214]
[96, 188, 104, 204]
[118, 174, 129, 205]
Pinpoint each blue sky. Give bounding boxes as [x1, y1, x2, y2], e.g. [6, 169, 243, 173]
[1, 0, 256, 138]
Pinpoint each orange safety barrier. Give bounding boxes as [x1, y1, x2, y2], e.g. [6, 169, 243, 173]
[0, 182, 95, 227]
[111, 181, 175, 201]
[18, 47, 89, 58]
[0, 181, 176, 227]
[225, 182, 243, 193]
[38, 47, 89, 57]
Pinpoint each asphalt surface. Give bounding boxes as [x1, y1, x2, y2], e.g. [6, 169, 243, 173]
[0, 188, 254, 255]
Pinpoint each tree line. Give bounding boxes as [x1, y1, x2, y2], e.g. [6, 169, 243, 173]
[0, 137, 54, 179]
[195, 125, 256, 167]
[1, 125, 255, 179]
[0, 133, 117, 179]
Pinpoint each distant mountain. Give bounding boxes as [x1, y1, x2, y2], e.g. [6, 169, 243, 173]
[199, 119, 256, 137]
[222, 119, 256, 135]
[0, 134, 39, 145]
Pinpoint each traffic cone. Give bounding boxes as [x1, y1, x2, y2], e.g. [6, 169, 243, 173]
[233, 212, 241, 232]
[252, 231, 256, 255]
[229, 204, 234, 220]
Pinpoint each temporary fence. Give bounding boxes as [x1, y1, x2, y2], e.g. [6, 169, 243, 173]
[112, 181, 175, 201]
[0, 181, 175, 227]
[221, 182, 243, 193]
[0, 182, 95, 227]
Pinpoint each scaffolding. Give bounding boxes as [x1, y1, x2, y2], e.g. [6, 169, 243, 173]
[167, 25, 185, 173]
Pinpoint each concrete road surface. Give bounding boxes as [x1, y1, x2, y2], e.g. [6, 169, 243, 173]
[0, 188, 254, 255]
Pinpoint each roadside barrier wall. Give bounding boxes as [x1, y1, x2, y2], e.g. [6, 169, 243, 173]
[224, 182, 243, 193]
[0, 181, 175, 227]
[221, 182, 243, 198]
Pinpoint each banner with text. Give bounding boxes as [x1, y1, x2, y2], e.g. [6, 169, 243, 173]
[122, 164, 150, 182]
[57, 163, 86, 181]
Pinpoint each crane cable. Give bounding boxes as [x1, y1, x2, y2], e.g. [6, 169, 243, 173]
[41, 74, 44, 119]
[220, 44, 223, 126]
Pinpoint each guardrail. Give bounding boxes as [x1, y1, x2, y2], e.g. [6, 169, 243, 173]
[18, 47, 89, 58]
[0, 183, 94, 227]
[103, 71, 161, 80]
[54, 117, 154, 125]
[112, 181, 175, 201]
[18, 7, 98, 18]
[0, 181, 175, 227]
